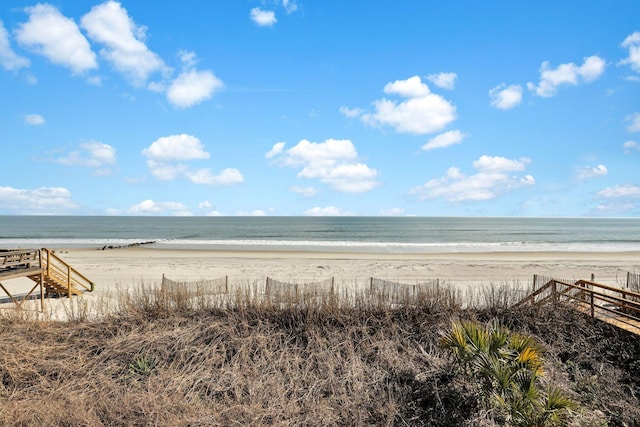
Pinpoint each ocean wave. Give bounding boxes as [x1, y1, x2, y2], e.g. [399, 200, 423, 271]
[1, 238, 639, 253]
[152, 239, 640, 253]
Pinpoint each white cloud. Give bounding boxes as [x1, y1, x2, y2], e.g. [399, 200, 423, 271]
[313, 163, 379, 193]
[472, 155, 530, 172]
[144, 160, 187, 181]
[265, 142, 286, 159]
[590, 203, 637, 216]
[24, 114, 44, 125]
[426, 72, 457, 90]
[127, 199, 191, 216]
[143, 134, 210, 161]
[422, 130, 466, 151]
[620, 31, 640, 73]
[143, 134, 209, 180]
[142, 134, 241, 185]
[167, 69, 224, 108]
[623, 140, 639, 154]
[178, 49, 197, 68]
[409, 155, 535, 203]
[592, 185, 640, 215]
[199, 200, 212, 210]
[577, 164, 608, 180]
[339, 106, 364, 118]
[0, 19, 29, 71]
[626, 113, 640, 133]
[277, 139, 357, 166]
[267, 138, 380, 193]
[0, 186, 79, 214]
[527, 55, 605, 97]
[184, 168, 244, 186]
[165, 51, 223, 108]
[282, 0, 298, 14]
[595, 184, 640, 199]
[489, 83, 523, 110]
[384, 75, 430, 97]
[198, 201, 231, 216]
[304, 206, 354, 216]
[54, 141, 117, 175]
[290, 186, 319, 197]
[15, 4, 97, 75]
[379, 208, 405, 216]
[81, 1, 166, 85]
[250, 8, 277, 26]
[360, 76, 457, 134]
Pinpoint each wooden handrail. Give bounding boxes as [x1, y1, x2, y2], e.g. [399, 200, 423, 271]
[561, 287, 640, 310]
[516, 277, 640, 334]
[0, 249, 41, 270]
[560, 281, 640, 313]
[41, 248, 94, 294]
[513, 280, 553, 307]
[514, 278, 583, 308]
[575, 279, 640, 299]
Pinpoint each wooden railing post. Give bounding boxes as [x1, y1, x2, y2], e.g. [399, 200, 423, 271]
[46, 249, 50, 280]
[552, 280, 557, 304]
[39, 271, 44, 311]
[67, 264, 71, 298]
[590, 291, 595, 317]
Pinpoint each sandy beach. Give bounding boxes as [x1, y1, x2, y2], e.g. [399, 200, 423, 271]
[2, 246, 638, 317]
[56, 247, 639, 292]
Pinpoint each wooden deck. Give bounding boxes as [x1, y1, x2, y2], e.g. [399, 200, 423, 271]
[572, 301, 640, 335]
[0, 249, 94, 310]
[0, 249, 43, 279]
[516, 277, 640, 336]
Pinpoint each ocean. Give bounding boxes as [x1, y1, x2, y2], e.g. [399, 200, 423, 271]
[0, 216, 639, 253]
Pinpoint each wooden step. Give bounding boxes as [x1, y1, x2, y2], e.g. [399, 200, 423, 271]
[571, 301, 640, 335]
[42, 279, 83, 296]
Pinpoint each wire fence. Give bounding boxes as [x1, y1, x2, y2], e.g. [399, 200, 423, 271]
[161, 274, 228, 295]
[628, 272, 640, 293]
[369, 277, 440, 305]
[264, 277, 335, 302]
[157, 272, 640, 309]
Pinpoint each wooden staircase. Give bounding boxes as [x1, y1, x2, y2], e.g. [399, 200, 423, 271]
[515, 277, 640, 335]
[0, 248, 94, 309]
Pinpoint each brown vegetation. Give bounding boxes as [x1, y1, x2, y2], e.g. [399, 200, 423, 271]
[0, 283, 639, 426]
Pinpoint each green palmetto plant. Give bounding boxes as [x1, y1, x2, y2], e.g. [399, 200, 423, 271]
[440, 321, 576, 426]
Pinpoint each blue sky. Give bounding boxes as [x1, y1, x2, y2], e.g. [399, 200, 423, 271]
[1, 1, 639, 217]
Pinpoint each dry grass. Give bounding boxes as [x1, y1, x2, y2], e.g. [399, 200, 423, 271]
[0, 281, 639, 426]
